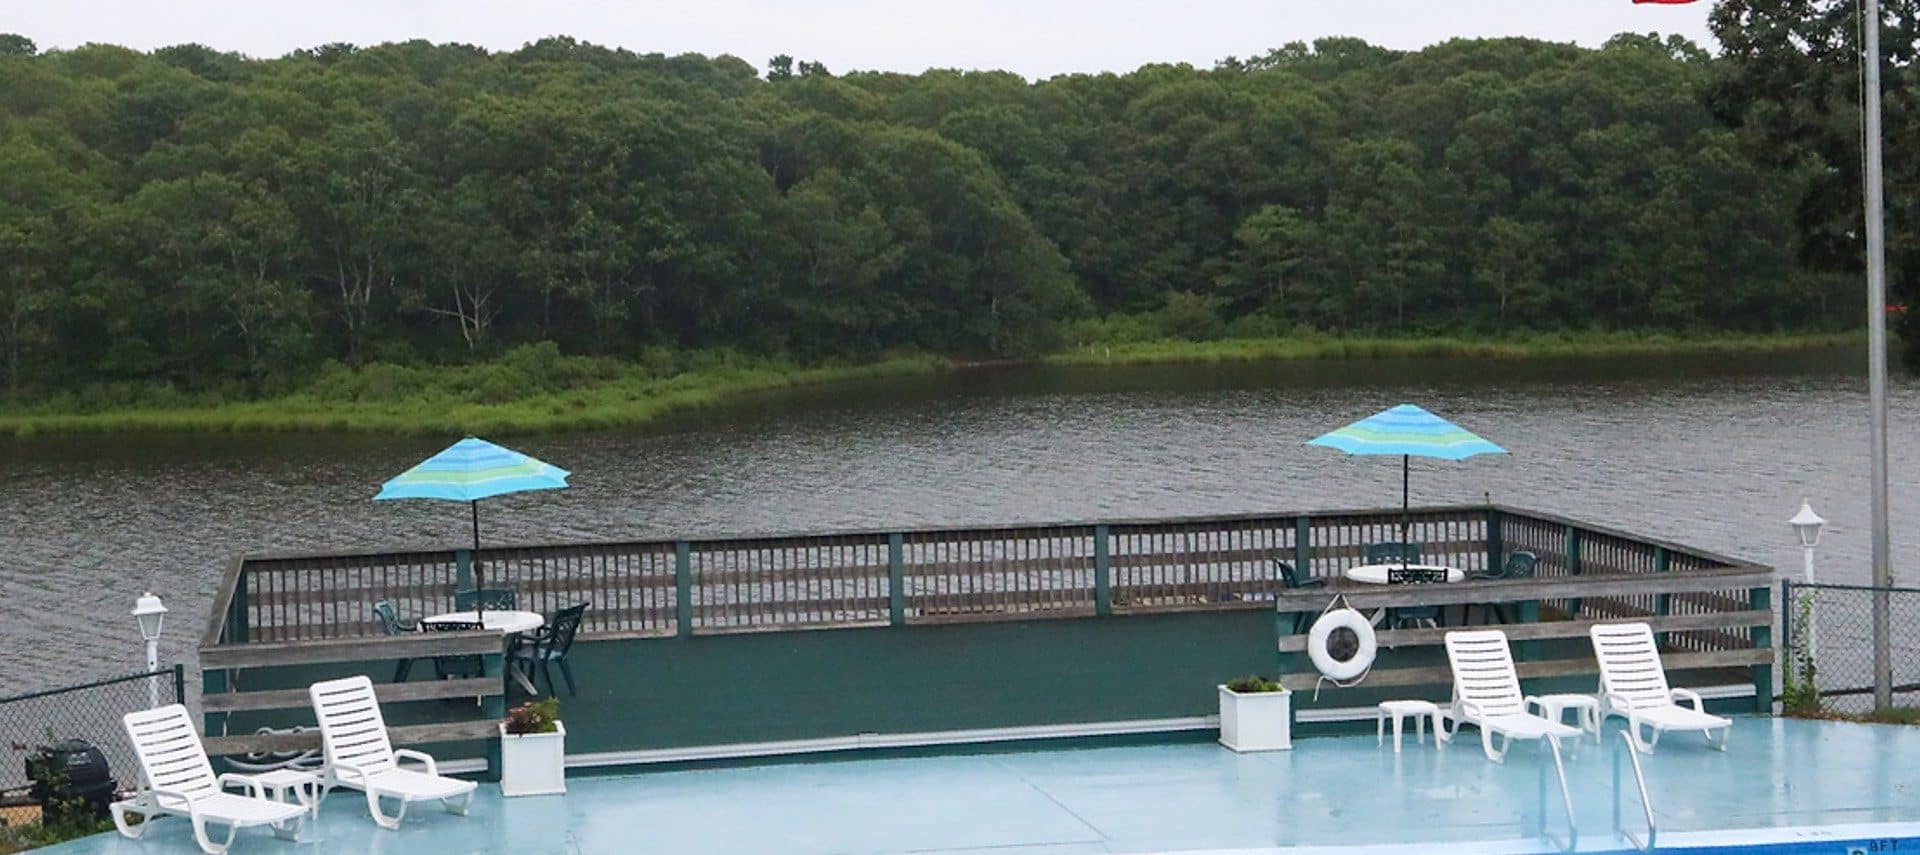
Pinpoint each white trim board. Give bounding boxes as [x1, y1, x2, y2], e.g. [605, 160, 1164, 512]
[563, 715, 1219, 769]
[1294, 683, 1755, 724]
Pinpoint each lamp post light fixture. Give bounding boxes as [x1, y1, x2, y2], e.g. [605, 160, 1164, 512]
[1788, 501, 1826, 663]
[132, 592, 167, 708]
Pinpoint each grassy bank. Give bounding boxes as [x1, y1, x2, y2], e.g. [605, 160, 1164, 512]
[0, 348, 946, 438]
[0, 331, 1862, 438]
[1047, 330, 1864, 366]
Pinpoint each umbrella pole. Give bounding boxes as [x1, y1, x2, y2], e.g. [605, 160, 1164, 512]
[471, 500, 484, 623]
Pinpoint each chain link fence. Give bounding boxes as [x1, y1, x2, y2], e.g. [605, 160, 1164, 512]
[0, 666, 185, 804]
[1781, 581, 1920, 714]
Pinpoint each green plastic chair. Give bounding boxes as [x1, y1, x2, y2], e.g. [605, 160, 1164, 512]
[454, 588, 516, 612]
[1365, 542, 1423, 565]
[1465, 550, 1539, 624]
[373, 600, 425, 682]
[1491, 550, 1539, 624]
[510, 603, 590, 696]
[1272, 560, 1326, 634]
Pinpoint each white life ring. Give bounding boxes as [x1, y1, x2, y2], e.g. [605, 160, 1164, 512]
[1308, 608, 1377, 682]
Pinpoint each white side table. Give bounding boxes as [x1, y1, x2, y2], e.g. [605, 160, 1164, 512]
[1376, 700, 1442, 752]
[246, 768, 321, 819]
[1530, 694, 1602, 744]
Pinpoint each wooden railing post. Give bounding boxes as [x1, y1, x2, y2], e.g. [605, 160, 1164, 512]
[1094, 525, 1112, 617]
[455, 549, 474, 591]
[1751, 583, 1773, 714]
[674, 540, 693, 639]
[1294, 516, 1311, 579]
[1563, 526, 1584, 618]
[1652, 547, 1672, 647]
[1484, 507, 1504, 573]
[888, 532, 906, 626]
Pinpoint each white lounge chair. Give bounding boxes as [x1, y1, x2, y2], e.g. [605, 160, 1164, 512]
[1442, 629, 1582, 763]
[309, 675, 477, 829]
[1591, 621, 1732, 753]
[112, 704, 307, 854]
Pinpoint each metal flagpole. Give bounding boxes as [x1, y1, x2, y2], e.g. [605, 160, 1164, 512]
[1862, 0, 1893, 710]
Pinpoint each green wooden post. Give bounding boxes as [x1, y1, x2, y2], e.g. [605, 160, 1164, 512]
[1294, 516, 1311, 578]
[1484, 507, 1504, 574]
[674, 541, 693, 639]
[227, 573, 249, 644]
[481, 650, 506, 781]
[1279, 516, 1312, 659]
[201, 668, 229, 737]
[1563, 527, 1583, 618]
[1751, 583, 1773, 714]
[1652, 547, 1672, 647]
[1093, 525, 1112, 617]
[888, 532, 906, 626]
[455, 549, 474, 591]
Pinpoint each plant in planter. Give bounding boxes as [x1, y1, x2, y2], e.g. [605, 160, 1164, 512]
[499, 698, 566, 797]
[1218, 675, 1292, 752]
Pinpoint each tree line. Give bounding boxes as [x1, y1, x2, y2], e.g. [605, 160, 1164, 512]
[0, 20, 1877, 399]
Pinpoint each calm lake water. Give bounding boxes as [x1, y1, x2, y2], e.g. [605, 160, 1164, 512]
[1, 346, 1914, 695]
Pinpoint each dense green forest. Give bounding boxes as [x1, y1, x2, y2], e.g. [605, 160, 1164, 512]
[0, 12, 1892, 405]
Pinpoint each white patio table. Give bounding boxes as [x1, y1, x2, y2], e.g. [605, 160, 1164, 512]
[419, 609, 545, 693]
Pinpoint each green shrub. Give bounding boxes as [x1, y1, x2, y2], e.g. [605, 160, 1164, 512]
[1154, 292, 1225, 341]
[1224, 675, 1282, 693]
[505, 697, 561, 735]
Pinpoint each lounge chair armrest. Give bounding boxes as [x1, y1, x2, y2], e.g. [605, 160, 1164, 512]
[331, 758, 376, 785]
[1456, 699, 1487, 721]
[151, 786, 202, 815]
[217, 773, 267, 799]
[393, 748, 439, 775]
[1670, 688, 1705, 712]
[1603, 692, 1634, 714]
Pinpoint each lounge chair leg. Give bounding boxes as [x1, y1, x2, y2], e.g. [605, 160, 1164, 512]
[1377, 711, 1385, 746]
[442, 789, 474, 816]
[367, 788, 408, 830]
[1628, 718, 1658, 754]
[191, 815, 238, 855]
[1708, 726, 1729, 751]
[1483, 728, 1508, 764]
[272, 812, 305, 841]
[111, 800, 150, 839]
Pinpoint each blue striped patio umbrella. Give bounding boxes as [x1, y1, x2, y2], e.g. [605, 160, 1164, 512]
[1307, 404, 1506, 539]
[375, 437, 571, 619]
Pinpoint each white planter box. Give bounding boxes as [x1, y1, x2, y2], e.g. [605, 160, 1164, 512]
[1218, 686, 1292, 752]
[499, 720, 566, 797]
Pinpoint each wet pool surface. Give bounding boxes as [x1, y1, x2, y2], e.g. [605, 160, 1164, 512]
[41, 716, 1920, 853]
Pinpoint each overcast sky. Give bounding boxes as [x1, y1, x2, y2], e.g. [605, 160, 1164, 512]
[7, 1, 1716, 78]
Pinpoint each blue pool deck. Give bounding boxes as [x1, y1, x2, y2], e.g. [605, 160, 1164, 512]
[45, 717, 1920, 854]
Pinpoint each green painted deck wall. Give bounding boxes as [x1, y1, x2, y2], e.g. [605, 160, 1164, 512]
[556, 610, 1275, 753]
[204, 608, 1758, 765]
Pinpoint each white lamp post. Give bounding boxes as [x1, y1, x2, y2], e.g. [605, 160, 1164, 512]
[1788, 501, 1826, 662]
[132, 592, 167, 708]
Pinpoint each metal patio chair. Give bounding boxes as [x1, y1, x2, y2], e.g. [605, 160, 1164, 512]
[453, 588, 516, 612]
[1272, 560, 1325, 634]
[511, 602, 589, 696]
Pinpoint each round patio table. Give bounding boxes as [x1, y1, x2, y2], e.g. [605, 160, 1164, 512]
[1342, 564, 1467, 585]
[419, 609, 544, 634]
[419, 610, 546, 693]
